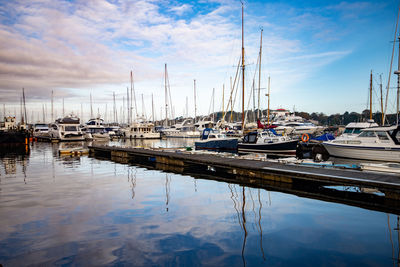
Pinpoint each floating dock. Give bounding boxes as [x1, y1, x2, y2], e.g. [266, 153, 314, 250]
[89, 144, 400, 214]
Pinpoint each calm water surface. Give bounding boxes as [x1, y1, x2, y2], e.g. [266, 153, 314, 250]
[0, 141, 398, 266]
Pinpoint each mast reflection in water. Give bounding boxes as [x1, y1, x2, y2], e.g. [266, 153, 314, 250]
[0, 142, 399, 266]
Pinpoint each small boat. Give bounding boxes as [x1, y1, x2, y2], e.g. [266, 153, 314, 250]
[238, 130, 298, 157]
[322, 125, 400, 162]
[83, 117, 110, 141]
[122, 121, 161, 139]
[48, 114, 85, 141]
[195, 128, 238, 152]
[32, 123, 49, 139]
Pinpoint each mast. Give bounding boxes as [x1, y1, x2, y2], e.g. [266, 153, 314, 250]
[241, 1, 245, 130]
[222, 84, 225, 120]
[42, 104, 45, 122]
[126, 87, 130, 124]
[257, 28, 263, 119]
[369, 70, 373, 120]
[80, 103, 83, 121]
[384, 5, 400, 125]
[165, 63, 168, 127]
[22, 88, 27, 125]
[194, 79, 197, 121]
[380, 75, 384, 125]
[62, 98, 65, 117]
[267, 76, 270, 125]
[396, 35, 400, 126]
[230, 76, 233, 122]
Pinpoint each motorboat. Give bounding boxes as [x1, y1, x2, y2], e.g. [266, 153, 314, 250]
[238, 130, 298, 156]
[32, 123, 49, 138]
[162, 119, 200, 138]
[195, 128, 238, 152]
[195, 117, 215, 132]
[48, 114, 85, 141]
[122, 121, 161, 139]
[322, 125, 400, 162]
[83, 117, 110, 141]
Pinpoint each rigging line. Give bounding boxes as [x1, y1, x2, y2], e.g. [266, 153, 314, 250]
[384, 3, 400, 125]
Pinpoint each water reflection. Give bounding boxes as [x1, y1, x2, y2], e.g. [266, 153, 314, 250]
[0, 143, 399, 266]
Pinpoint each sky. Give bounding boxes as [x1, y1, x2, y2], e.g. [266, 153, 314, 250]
[0, 0, 399, 123]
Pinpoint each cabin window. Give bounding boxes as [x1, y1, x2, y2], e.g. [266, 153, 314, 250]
[343, 128, 354, 134]
[353, 128, 362, 134]
[65, 126, 77, 131]
[358, 131, 376, 138]
[376, 131, 389, 140]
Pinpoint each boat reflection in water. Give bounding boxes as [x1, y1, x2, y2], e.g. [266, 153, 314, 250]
[0, 142, 399, 266]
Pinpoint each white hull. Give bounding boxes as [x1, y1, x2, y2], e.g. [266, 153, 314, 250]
[322, 143, 400, 162]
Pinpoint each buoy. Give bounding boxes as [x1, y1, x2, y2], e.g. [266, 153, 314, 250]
[301, 133, 309, 142]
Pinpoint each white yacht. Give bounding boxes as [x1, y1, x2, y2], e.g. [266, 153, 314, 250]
[83, 117, 110, 141]
[32, 123, 49, 138]
[162, 119, 200, 138]
[271, 109, 323, 135]
[322, 126, 400, 162]
[49, 114, 85, 141]
[122, 121, 160, 139]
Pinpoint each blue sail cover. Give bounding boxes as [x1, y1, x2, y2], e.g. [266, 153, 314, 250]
[311, 133, 335, 141]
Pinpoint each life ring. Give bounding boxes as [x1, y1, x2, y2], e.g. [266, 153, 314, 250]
[301, 133, 310, 142]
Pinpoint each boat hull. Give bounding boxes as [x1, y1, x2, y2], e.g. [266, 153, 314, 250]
[195, 139, 238, 152]
[322, 142, 400, 162]
[238, 140, 298, 156]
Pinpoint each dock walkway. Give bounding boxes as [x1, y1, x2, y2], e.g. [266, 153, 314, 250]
[89, 145, 400, 193]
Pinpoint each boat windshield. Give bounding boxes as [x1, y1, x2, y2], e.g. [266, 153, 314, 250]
[358, 131, 376, 138]
[65, 126, 77, 132]
[343, 128, 354, 134]
[376, 131, 389, 140]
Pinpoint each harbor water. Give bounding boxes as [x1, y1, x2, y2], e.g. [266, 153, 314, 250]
[0, 141, 399, 266]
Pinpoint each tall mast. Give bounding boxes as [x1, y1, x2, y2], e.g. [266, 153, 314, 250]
[165, 63, 168, 127]
[369, 70, 373, 120]
[22, 88, 27, 125]
[194, 79, 197, 121]
[212, 87, 215, 122]
[380, 75, 384, 125]
[62, 98, 65, 117]
[222, 84, 225, 120]
[42, 104, 45, 122]
[230, 76, 233, 122]
[396, 35, 400, 126]
[257, 28, 263, 120]
[384, 5, 400, 125]
[80, 103, 83, 121]
[126, 87, 130, 124]
[267, 76, 270, 125]
[241, 1, 245, 129]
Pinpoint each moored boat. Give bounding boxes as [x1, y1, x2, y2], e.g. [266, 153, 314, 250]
[195, 128, 238, 152]
[238, 130, 298, 157]
[322, 126, 400, 162]
[49, 114, 85, 141]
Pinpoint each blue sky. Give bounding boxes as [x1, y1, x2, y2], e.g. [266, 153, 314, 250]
[0, 0, 399, 122]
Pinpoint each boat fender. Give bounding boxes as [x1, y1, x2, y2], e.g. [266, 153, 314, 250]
[280, 137, 285, 142]
[301, 133, 309, 142]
